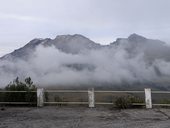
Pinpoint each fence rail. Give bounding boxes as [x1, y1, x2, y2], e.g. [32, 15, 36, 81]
[0, 88, 170, 108]
[45, 90, 87, 93]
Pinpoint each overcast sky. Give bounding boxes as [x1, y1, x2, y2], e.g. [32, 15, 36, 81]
[1, 0, 170, 57]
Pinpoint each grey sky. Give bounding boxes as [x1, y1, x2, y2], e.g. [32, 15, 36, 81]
[1, 0, 170, 57]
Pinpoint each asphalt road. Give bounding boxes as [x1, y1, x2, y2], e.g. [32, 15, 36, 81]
[0, 106, 170, 128]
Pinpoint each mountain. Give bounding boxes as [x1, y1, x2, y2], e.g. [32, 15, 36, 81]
[1, 38, 51, 60]
[1, 34, 101, 61]
[1, 33, 170, 62]
[111, 33, 170, 62]
[45, 34, 102, 54]
[0, 33, 170, 89]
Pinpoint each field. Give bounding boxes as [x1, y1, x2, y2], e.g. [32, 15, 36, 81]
[1, 106, 170, 128]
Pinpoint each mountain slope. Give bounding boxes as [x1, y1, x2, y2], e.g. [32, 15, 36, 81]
[45, 34, 102, 54]
[111, 33, 170, 62]
[1, 33, 170, 62]
[1, 34, 101, 61]
[0, 34, 170, 89]
[1, 38, 51, 60]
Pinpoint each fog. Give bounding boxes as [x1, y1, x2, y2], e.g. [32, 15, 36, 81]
[0, 36, 170, 88]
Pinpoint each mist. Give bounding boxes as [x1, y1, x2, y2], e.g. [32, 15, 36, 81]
[0, 35, 170, 88]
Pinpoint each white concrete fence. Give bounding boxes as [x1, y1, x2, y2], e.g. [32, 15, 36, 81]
[37, 88, 152, 108]
[144, 88, 152, 109]
[37, 88, 44, 107]
[1, 88, 170, 109]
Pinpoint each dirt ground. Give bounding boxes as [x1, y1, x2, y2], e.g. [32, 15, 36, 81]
[0, 106, 170, 128]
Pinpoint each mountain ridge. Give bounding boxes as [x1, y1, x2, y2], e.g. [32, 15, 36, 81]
[1, 33, 169, 60]
[0, 33, 170, 88]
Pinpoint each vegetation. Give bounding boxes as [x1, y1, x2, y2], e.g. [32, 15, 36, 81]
[2, 77, 37, 105]
[114, 95, 144, 109]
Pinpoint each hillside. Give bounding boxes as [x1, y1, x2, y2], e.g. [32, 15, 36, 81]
[0, 34, 170, 90]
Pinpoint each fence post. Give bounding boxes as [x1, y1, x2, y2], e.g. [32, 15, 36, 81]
[88, 88, 95, 108]
[144, 88, 152, 109]
[37, 88, 44, 107]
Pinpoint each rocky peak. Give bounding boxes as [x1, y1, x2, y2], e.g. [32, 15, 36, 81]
[128, 33, 147, 42]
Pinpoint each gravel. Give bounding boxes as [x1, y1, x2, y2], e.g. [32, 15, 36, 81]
[0, 106, 170, 128]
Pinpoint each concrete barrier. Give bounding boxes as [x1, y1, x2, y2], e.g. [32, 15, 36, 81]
[88, 88, 95, 108]
[37, 88, 44, 107]
[144, 88, 152, 109]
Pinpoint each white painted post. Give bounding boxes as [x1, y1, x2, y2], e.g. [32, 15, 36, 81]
[88, 88, 95, 108]
[144, 88, 152, 109]
[37, 88, 44, 107]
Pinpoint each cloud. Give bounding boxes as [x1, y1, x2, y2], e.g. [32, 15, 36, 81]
[0, 12, 51, 23]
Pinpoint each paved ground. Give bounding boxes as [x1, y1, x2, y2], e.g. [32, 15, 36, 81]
[0, 106, 170, 128]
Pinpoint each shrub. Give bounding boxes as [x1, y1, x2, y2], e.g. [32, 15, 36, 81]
[114, 95, 144, 109]
[4, 77, 37, 104]
[114, 96, 131, 109]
